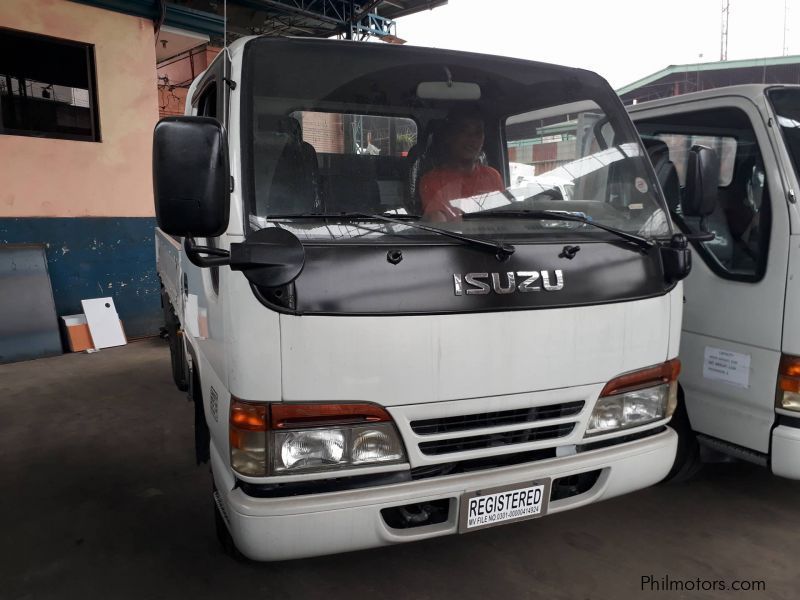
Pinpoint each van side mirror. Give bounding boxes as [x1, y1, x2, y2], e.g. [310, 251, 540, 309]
[682, 144, 719, 230]
[153, 116, 230, 237]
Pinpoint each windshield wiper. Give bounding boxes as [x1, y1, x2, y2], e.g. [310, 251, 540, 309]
[463, 209, 654, 251]
[271, 212, 515, 258]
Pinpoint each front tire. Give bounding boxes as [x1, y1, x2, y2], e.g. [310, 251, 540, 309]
[162, 290, 188, 392]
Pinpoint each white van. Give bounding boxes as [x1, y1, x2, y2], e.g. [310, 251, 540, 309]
[154, 36, 688, 561]
[629, 85, 800, 480]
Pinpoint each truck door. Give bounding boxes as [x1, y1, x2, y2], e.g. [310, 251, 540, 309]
[181, 56, 229, 389]
[634, 98, 790, 455]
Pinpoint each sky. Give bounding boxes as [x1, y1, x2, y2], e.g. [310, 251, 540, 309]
[395, 0, 800, 89]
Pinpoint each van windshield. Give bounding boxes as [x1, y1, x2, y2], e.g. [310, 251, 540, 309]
[769, 88, 800, 182]
[241, 39, 671, 243]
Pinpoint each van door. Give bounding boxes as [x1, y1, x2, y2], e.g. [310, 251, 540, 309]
[634, 98, 791, 454]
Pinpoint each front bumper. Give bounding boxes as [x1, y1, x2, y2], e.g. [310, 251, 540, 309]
[211, 427, 677, 561]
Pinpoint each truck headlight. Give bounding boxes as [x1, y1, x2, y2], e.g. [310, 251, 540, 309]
[777, 354, 800, 411]
[230, 400, 406, 476]
[585, 359, 680, 437]
[272, 423, 403, 472]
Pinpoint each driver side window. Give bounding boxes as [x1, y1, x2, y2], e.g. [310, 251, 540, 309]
[637, 107, 770, 281]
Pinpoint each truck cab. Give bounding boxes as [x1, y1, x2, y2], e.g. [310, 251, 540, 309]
[154, 36, 686, 561]
[629, 84, 800, 479]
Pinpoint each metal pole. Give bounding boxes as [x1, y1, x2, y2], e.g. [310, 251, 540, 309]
[345, 0, 355, 39]
[784, 0, 790, 56]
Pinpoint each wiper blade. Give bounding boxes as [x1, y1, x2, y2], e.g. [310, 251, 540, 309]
[271, 212, 515, 258]
[463, 209, 654, 251]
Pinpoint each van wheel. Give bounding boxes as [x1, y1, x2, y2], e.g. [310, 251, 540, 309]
[213, 485, 246, 561]
[663, 390, 703, 483]
[162, 293, 188, 392]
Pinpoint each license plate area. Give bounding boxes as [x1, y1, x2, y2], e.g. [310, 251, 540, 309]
[458, 479, 550, 533]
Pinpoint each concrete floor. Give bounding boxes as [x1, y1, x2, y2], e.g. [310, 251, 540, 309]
[2, 339, 798, 600]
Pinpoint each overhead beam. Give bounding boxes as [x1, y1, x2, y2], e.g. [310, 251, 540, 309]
[69, 0, 225, 36]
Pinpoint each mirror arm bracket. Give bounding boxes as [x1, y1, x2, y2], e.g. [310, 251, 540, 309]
[184, 237, 231, 268]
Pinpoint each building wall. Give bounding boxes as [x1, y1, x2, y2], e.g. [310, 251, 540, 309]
[0, 0, 161, 339]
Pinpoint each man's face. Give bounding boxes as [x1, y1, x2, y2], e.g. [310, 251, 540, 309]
[447, 117, 485, 163]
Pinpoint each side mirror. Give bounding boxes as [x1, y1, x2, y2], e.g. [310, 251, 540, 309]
[660, 234, 692, 284]
[153, 116, 230, 237]
[183, 227, 305, 288]
[229, 228, 305, 288]
[682, 144, 719, 225]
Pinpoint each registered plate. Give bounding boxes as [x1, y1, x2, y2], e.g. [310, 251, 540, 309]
[458, 479, 550, 533]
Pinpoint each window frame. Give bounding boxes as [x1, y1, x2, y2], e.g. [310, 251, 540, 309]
[0, 27, 101, 142]
[191, 54, 229, 295]
[636, 108, 771, 284]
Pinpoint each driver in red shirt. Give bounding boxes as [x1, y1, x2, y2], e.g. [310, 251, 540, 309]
[420, 107, 504, 221]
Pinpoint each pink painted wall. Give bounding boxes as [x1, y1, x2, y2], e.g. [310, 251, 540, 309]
[0, 0, 159, 217]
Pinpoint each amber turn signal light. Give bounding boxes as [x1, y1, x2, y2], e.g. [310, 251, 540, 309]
[600, 358, 681, 397]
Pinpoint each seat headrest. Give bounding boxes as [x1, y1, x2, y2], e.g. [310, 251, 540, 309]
[256, 115, 303, 143]
[642, 137, 680, 213]
[642, 137, 670, 164]
[683, 144, 720, 218]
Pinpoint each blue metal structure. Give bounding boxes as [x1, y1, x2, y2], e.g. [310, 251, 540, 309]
[70, 0, 447, 41]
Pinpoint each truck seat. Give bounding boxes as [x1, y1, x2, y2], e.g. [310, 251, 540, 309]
[253, 116, 321, 217]
[642, 137, 680, 213]
[322, 154, 382, 214]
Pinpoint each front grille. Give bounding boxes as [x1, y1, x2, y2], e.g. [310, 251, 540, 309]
[418, 423, 575, 456]
[410, 401, 584, 436]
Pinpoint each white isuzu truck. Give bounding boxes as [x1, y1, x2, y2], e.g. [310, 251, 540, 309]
[154, 36, 690, 561]
[629, 85, 800, 480]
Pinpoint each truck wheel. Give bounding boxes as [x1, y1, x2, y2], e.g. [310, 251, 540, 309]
[663, 390, 703, 483]
[162, 292, 189, 392]
[213, 484, 246, 561]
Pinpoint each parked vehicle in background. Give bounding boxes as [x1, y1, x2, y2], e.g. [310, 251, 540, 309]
[629, 85, 800, 480]
[508, 162, 575, 202]
[153, 36, 690, 561]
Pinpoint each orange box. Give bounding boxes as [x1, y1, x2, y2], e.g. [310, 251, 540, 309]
[61, 314, 94, 352]
[61, 314, 127, 352]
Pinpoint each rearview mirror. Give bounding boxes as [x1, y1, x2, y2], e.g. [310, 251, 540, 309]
[153, 116, 230, 237]
[416, 81, 481, 100]
[682, 144, 719, 221]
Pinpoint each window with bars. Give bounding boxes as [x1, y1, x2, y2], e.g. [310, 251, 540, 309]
[0, 27, 100, 142]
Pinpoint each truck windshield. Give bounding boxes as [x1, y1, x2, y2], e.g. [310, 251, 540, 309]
[769, 88, 800, 183]
[241, 39, 671, 243]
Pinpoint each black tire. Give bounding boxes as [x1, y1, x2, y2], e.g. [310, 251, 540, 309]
[663, 389, 703, 483]
[162, 290, 189, 392]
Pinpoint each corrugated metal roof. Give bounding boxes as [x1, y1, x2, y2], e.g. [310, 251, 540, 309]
[617, 54, 800, 96]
